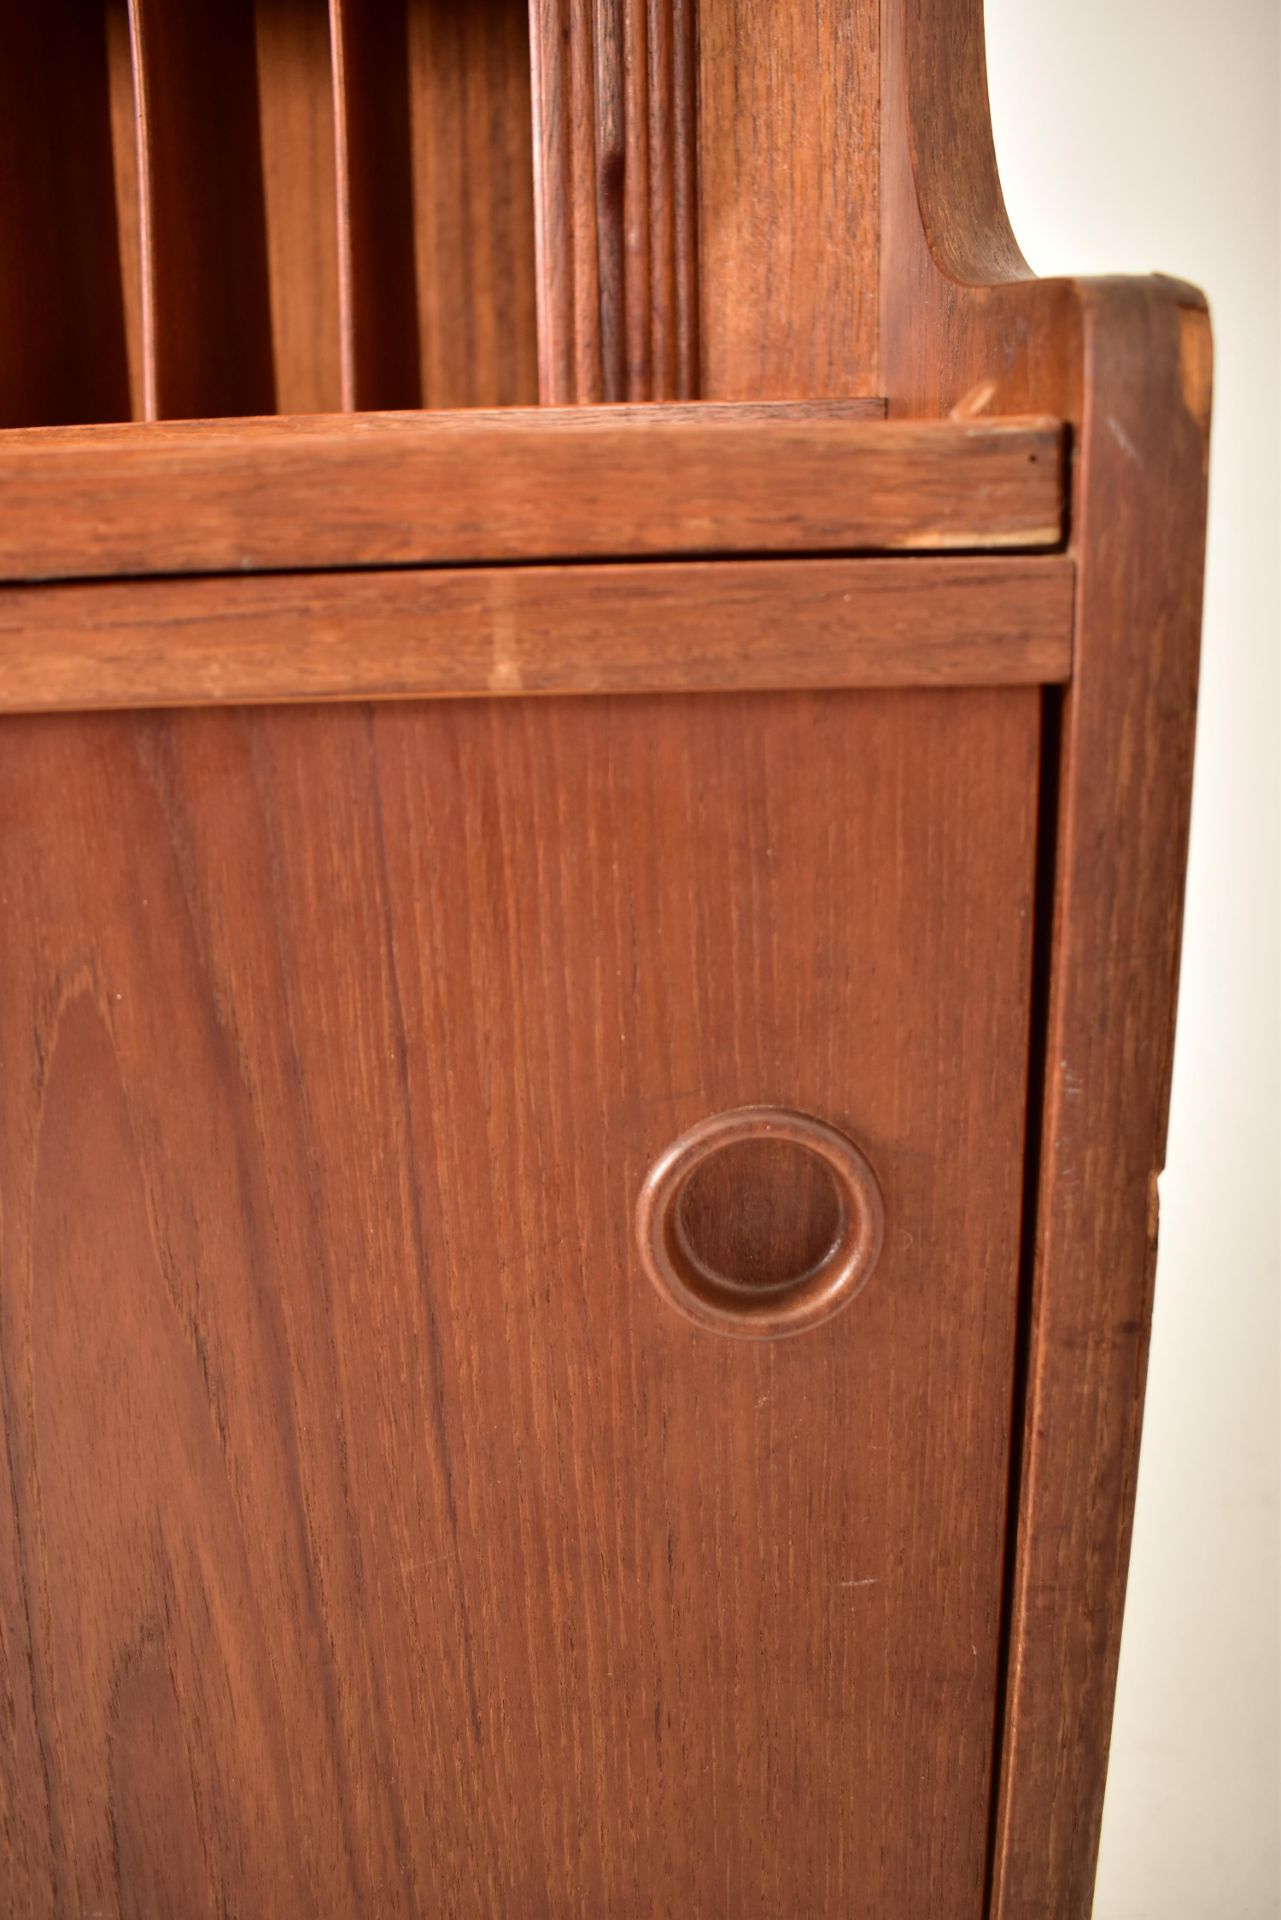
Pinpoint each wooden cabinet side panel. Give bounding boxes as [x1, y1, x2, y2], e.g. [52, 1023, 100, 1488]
[1, 689, 1038, 1916]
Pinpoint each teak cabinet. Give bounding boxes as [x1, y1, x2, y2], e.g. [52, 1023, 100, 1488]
[0, 4, 1210, 1917]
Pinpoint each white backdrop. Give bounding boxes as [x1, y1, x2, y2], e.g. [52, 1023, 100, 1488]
[984, 2, 1281, 1913]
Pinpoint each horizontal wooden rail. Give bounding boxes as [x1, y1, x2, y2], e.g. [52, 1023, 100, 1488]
[0, 556, 1073, 714]
[0, 407, 1062, 582]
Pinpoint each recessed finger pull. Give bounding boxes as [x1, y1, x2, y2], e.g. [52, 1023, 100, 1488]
[635, 1107, 884, 1339]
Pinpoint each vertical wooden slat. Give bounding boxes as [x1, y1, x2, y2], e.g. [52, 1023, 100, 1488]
[130, 0, 275, 419]
[255, 0, 342, 414]
[594, 0, 626, 400]
[644, 0, 675, 397]
[528, 0, 578, 401]
[529, 0, 698, 402]
[0, 5, 131, 426]
[643, 0, 697, 397]
[330, 0, 422, 410]
[406, 0, 540, 408]
[105, 1, 146, 421]
[669, 0, 697, 396]
[620, 0, 650, 396]
[564, 0, 605, 398]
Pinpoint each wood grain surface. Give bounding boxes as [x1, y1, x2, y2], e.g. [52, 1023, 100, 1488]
[254, 0, 342, 414]
[0, 556, 1075, 721]
[0, 685, 1039, 1916]
[0, 555, 1073, 714]
[0, 411, 1063, 583]
[696, 0, 880, 400]
[403, 0, 539, 408]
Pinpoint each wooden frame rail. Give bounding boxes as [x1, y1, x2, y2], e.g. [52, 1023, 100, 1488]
[0, 407, 1063, 583]
[0, 556, 1073, 714]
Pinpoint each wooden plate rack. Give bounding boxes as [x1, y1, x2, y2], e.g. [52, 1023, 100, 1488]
[1, 0, 551, 426]
[0, 0, 718, 427]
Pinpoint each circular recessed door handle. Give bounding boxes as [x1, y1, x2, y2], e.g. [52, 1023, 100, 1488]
[635, 1106, 884, 1339]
